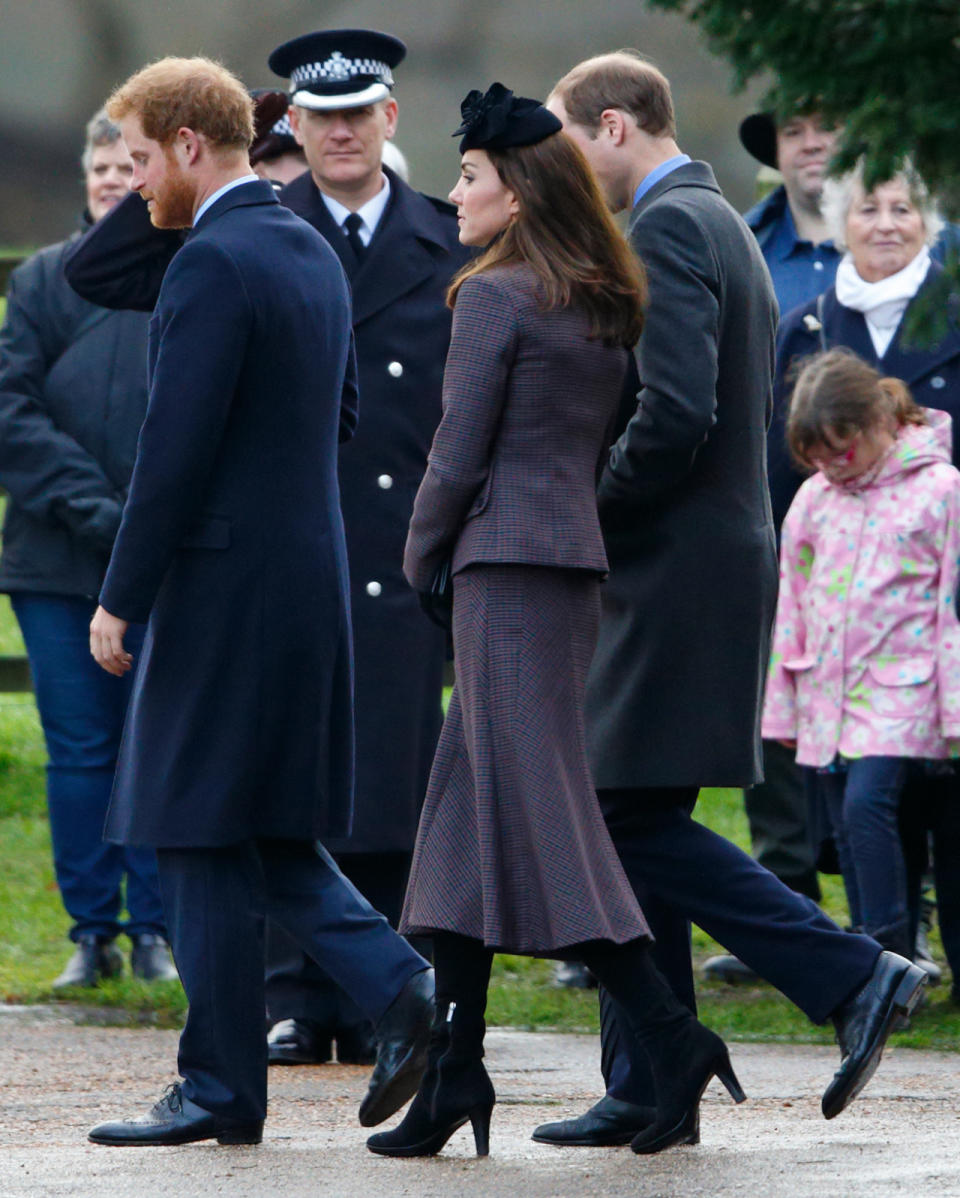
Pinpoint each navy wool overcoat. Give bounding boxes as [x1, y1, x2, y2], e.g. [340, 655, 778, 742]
[99, 182, 359, 847]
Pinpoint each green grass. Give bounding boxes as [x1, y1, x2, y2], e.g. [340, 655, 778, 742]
[0, 591, 957, 1046]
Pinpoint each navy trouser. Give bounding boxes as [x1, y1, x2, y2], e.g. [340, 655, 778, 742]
[12, 593, 164, 942]
[595, 787, 881, 1105]
[156, 838, 429, 1122]
[817, 757, 910, 943]
[265, 851, 413, 1031]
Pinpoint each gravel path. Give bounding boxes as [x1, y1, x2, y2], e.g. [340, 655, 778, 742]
[1, 1006, 958, 1197]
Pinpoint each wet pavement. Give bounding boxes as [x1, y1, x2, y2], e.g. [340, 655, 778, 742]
[1, 1007, 958, 1197]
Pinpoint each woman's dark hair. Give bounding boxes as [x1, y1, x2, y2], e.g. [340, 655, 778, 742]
[447, 131, 646, 347]
[787, 348, 925, 471]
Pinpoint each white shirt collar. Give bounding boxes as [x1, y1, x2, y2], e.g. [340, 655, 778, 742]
[193, 175, 260, 226]
[321, 174, 391, 246]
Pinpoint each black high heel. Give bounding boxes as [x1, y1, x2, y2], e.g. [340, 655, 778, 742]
[367, 1094, 494, 1157]
[630, 1037, 746, 1155]
[366, 999, 496, 1158]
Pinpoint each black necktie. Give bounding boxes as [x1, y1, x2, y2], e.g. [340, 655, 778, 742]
[343, 212, 366, 261]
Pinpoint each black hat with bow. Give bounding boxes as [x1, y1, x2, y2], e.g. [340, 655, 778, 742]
[453, 83, 561, 154]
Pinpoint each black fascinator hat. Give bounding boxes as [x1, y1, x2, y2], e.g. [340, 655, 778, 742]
[454, 82, 562, 153]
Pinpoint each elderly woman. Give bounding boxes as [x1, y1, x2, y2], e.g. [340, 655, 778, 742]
[771, 163, 960, 1001]
[771, 164, 957, 526]
[0, 109, 176, 988]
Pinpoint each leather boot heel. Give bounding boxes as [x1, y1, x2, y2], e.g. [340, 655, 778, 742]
[714, 1054, 746, 1103]
[469, 1102, 493, 1156]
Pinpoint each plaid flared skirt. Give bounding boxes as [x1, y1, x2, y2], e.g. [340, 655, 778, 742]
[400, 563, 651, 955]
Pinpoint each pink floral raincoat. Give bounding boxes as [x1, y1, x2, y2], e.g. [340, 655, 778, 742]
[762, 409, 960, 766]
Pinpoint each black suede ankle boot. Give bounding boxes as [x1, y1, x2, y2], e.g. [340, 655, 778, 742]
[582, 939, 746, 1154]
[367, 933, 496, 1158]
[366, 998, 495, 1156]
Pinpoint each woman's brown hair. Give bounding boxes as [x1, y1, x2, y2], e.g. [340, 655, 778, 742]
[787, 348, 925, 471]
[447, 131, 646, 347]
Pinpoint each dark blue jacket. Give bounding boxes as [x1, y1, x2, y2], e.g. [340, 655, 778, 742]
[0, 234, 149, 597]
[65, 170, 469, 854]
[101, 182, 359, 847]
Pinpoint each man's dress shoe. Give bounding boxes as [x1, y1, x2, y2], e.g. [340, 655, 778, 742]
[88, 1083, 263, 1146]
[267, 1018, 333, 1065]
[52, 935, 123, 989]
[701, 954, 761, 984]
[532, 1095, 699, 1147]
[335, 1023, 377, 1065]
[130, 934, 179, 982]
[358, 967, 434, 1127]
[821, 950, 926, 1119]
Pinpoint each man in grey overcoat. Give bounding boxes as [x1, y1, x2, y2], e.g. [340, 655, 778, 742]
[535, 51, 925, 1147]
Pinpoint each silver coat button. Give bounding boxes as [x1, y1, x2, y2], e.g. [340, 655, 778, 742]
[366, 581, 382, 597]
[931, 376, 946, 389]
[813, 260, 824, 271]
[388, 361, 403, 378]
[377, 474, 394, 489]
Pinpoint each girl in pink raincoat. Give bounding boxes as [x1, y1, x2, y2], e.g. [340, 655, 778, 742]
[763, 349, 960, 959]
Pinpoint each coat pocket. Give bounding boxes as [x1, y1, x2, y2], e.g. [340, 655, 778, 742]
[865, 656, 936, 717]
[179, 516, 231, 550]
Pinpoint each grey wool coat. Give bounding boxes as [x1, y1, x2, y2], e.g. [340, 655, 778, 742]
[586, 161, 780, 790]
[401, 264, 651, 953]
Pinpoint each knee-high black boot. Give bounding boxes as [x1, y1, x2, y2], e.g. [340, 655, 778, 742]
[580, 939, 746, 1154]
[366, 932, 496, 1157]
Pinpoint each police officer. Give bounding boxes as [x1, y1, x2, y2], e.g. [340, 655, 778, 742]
[263, 29, 470, 1065]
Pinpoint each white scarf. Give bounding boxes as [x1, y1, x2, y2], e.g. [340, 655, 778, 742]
[834, 247, 931, 358]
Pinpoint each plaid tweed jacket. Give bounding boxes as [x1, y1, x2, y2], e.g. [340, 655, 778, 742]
[403, 264, 629, 591]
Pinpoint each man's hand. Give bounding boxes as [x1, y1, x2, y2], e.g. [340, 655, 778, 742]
[90, 605, 133, 676]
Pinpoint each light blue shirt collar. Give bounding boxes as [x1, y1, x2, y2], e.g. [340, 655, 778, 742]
[193, 175, 260, 226]
[632, 154, 691, 208]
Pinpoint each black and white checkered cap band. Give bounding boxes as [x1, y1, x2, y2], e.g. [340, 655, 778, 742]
[271, 113, 294, 137]
[289, 52, 394, 90]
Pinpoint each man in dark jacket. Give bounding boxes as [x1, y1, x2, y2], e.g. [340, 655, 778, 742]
[85, 56, 433, 1148]
[63, 30, 469, 1067]
[0, 109, 176, 989]
[535, 51, 925, 1148]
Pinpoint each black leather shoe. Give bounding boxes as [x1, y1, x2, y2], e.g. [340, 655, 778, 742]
[52, 935, 124, 989]
[267, 1019, 333, 1065]
[553, 961, 598, 989]
[88, 1083, 263, 1146]
[335, 1023, 377, 1065]
[701, 954, 760, 984]
[532, 1095, 701, 1147]
[130, 934, 179, 982]
[822, 951, 926, 1120]
[358, 967, 434, 1127]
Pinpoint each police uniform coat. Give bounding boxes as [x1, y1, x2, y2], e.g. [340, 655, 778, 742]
[100, 182, 359, 847]
[280, 166, 470, 854]
[586, 161, 780, 790]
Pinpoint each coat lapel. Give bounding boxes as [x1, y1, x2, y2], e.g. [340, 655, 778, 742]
[348, 170, 449, 327]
